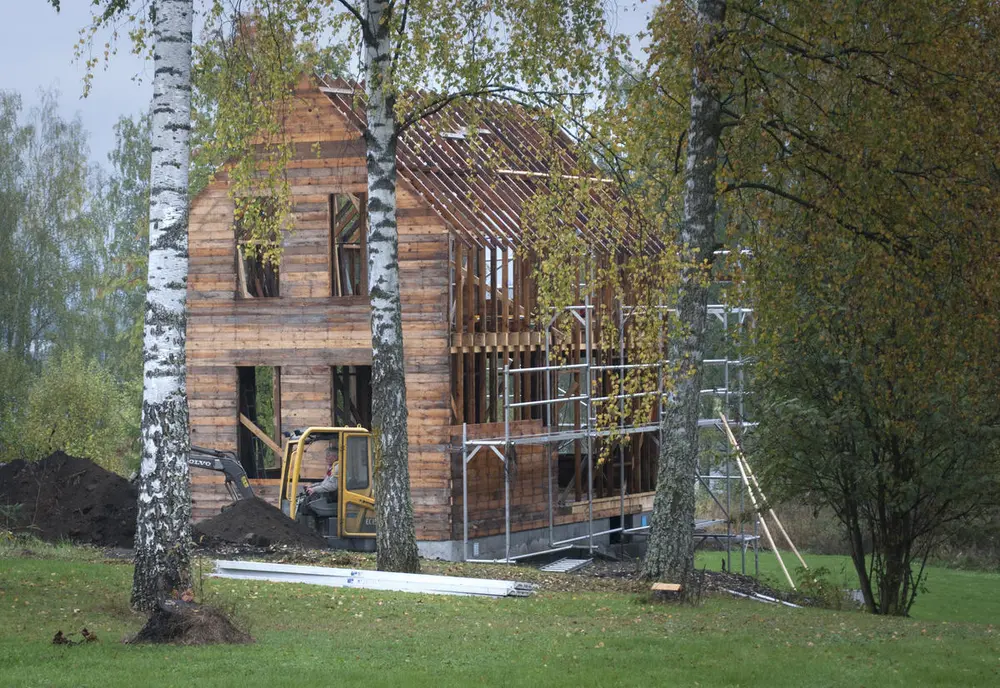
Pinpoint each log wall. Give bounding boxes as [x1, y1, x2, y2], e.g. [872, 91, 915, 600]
[187, 82, 451, 539]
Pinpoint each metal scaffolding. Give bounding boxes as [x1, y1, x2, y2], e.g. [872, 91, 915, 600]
[459, 298, 760, 572]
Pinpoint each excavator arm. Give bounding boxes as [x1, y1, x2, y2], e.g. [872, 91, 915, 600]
[188, 446, 255, 502]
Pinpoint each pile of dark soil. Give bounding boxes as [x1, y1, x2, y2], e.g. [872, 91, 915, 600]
[0, 452, 137, 548]
[127, 599, 252, 645]
[192, 497, 328, 550]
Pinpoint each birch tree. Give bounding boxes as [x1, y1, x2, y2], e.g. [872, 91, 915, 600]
[354, 0, 419, 572]
[128, 0, 195, 612]
[201, 0, 620, 573]
[45, 0, 195, 609]
[637, 0, 726, 582]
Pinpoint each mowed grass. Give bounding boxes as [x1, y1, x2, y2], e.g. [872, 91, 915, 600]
[0, 550, 997, 687]
[695, 551, 1000, 625]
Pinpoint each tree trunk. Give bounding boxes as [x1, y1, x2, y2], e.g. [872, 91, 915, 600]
[131, 0, 195, 613]
[875, 498, 918, 615]
[363, 0, 420, 573]
[844, 497, 877, 614]
[642, 0, 726, 582]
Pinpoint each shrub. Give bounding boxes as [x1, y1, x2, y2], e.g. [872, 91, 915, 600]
[3, 348, 139, 474]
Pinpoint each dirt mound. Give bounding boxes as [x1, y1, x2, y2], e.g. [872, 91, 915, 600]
[0, 451, 137, 547]
[193, 497, 328, 549]
[127, 600, 252, 645]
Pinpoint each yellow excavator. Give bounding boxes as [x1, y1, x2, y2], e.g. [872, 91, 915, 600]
[278, 427, 377, 551]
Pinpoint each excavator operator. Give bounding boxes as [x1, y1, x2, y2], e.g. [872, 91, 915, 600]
[305, 444, 339, 498]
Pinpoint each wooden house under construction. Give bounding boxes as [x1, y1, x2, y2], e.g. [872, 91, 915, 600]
[186, 77, 663, 560]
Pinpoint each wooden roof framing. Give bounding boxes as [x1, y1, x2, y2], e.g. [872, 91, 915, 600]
[316, 77, 645, 253]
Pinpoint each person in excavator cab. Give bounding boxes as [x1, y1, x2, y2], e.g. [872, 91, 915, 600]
[300, 443, 339, 517]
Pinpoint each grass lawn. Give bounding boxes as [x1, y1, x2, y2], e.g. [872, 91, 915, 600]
[695, 551, 1000, 625]
[1, 545, 997, 687]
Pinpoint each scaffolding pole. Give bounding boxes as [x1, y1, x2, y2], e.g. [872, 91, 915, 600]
[458, 302, 757, 569]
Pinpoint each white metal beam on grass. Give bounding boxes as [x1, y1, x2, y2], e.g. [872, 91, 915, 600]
[539, 558, 592, 573]
[211, 560, 537, 598]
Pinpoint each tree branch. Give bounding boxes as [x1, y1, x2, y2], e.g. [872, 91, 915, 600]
[333, 0, 366, 28]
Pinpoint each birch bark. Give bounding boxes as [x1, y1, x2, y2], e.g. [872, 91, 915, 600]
[363, 0, 420, 573]
[131, 0, 195, 612]
[642, 0, 726, 582]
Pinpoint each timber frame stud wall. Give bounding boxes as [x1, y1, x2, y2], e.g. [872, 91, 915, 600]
[186, 75, 656, 547]
[449, 241, 544, 426]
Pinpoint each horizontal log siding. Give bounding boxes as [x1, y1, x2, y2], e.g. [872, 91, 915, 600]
[187, 82, 451, 538]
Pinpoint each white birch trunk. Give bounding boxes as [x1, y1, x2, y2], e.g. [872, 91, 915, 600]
[363, 0, 420, 573]
[131, 0, 195, 612]
[643, 0, 727, 582]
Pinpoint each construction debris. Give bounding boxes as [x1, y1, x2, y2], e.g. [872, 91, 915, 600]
[723, 588, 802, 608]
[212, 559, 537, 598]
[539, 558, 592, 573]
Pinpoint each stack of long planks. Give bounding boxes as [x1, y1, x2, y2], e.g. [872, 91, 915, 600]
[212, 560, 537, 597]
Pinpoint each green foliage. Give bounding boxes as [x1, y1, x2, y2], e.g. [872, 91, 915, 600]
[252, 366, 279, 468]
[746, 194, 1000, 615]
[794, 566, 857, 611]
[731, 1, 1000, 613]
[0, 91, 147, 474]
[91, 114, 151, 383]
[0, 351, 34, 459]
[0, 503, 24, 537]
[0, 90, 90, 365]
[3, 348, 139, 475]
[594, 0, 1000, 614]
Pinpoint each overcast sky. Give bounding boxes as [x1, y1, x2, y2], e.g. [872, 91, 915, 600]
[0, 2, 152, 166]
[0, 1, 650, 169]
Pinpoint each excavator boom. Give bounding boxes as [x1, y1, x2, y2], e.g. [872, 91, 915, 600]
[188, 446, 255, 502]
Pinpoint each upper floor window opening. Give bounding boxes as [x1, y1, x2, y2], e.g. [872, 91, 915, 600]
[331, 193, 367, 297]
[235, 197, 280, 298]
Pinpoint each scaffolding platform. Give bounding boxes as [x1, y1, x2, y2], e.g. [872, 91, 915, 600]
[460, 300, 761, 575]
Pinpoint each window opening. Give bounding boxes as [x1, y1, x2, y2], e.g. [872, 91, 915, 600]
[236, 366, 281, 478]
[330, 194, 366, 296]
[332, 365, 372, 429]
[235, 199, 280, 298]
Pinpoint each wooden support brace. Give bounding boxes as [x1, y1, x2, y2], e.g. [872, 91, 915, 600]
[239, 413, 283, 459]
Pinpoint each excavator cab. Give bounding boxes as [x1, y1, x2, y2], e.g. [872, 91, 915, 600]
[278, 427, 376, 550]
